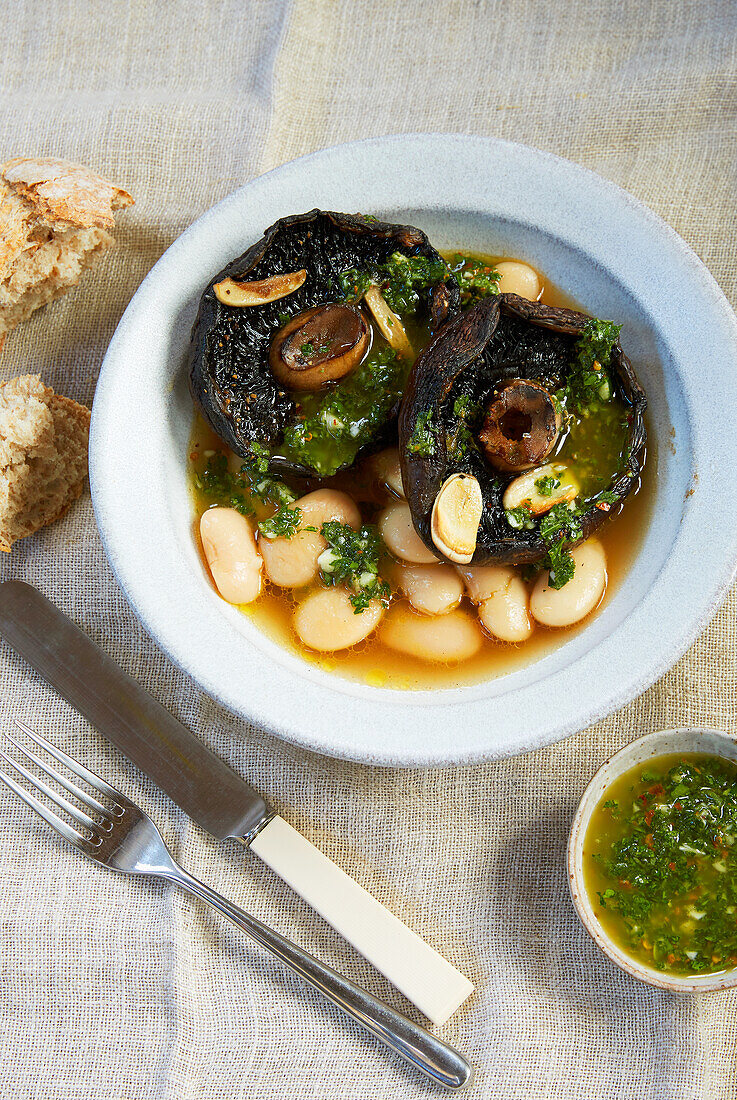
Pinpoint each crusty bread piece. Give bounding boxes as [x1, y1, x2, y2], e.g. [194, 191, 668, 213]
[0, 374, 90, 551]
[0, 157, 133, 350]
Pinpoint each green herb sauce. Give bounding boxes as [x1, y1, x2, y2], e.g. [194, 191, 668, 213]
[338, 251, 447, 317]
[280, 346, 407, 477]
[444, 253, 501, 305]
[584, 753, 737, 975]
[496, 316, 635, 588]
[318, 521, 391, 613]
[407, 409, 436, 457]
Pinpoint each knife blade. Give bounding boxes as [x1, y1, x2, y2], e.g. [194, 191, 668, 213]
[0, 580, 269, 840]
[0, 580, 473, 1027]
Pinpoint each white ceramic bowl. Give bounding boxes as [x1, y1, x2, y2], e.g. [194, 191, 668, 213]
[568, 728, 737, 992]
[90, 134, 737, 767]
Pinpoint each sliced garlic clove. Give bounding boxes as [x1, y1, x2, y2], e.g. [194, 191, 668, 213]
[213, 268, 307, 307]
[430, 473, 483, 565]
[502, 463, 579, 516]
[363, 284, 413, 357]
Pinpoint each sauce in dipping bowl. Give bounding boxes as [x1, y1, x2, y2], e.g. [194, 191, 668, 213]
[568, 728, 737, 992]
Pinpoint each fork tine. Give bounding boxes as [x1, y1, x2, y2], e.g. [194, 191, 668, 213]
[5, 735, 111, 818]
[0, 760, 91, 850]
[13, 720, 124, 803]
[0, 747, 99, 832]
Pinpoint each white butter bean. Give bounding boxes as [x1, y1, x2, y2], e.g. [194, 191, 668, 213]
[379, 501, 439, 564]
[502, 463, 578, 516]
[371, 447, 405, 498]
[294, 587, 384, 651]
[478, 576, 533, 643]
[390, 563, 464, 616]
[260, 489, 360, 588]
[380, 605, 483, 663]
[200, 507, 262, 604]
[457, 564, 519, 604]
[457, 564, 532, 643]
[530, 539, 607, 627]
[494, 260, 541, 300]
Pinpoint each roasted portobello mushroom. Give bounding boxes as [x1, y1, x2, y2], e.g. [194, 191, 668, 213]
[398, 293, 646, 572]
[189, 209, 459, 478]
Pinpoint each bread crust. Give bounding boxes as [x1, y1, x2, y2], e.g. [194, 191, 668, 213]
[0, 374, 90, 551]
[0, 156, 133, 346]
[1, 156, 133, 230]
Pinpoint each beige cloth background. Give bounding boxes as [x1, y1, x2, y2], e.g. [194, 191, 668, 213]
[0, 1, 735, 1096]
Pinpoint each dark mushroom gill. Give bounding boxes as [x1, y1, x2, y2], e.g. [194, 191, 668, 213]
[189, 209, 459, 478]
[398, 294, 647, 566]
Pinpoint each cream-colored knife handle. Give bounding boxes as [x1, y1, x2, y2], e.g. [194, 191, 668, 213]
[249, 816, 473, 1026]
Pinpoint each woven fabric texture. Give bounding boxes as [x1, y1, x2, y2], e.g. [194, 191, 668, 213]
[0, 1, 736, 1097]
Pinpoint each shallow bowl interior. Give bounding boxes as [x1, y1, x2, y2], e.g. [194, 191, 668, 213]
[568, 728, 737, 992]
[89, 135, 737, 766]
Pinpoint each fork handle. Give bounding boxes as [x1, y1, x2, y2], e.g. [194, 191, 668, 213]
[164, 865, 473, 1091]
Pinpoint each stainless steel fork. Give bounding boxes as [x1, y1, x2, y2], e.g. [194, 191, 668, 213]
[0, 721, 472, 1091]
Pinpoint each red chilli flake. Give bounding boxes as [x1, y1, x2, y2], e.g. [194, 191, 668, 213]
[595, 502, 611, 512]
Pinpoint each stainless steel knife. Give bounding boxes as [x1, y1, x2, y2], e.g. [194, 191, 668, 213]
[0, 580, 473, 1027]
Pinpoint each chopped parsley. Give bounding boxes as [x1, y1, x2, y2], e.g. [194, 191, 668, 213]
[337, 251, 447, 317]
[194, 453, 255, 517]
[452, 255, 501, 303]
[407, 410, 436, 456]
[504, 486, 622, 589]
[195, 451, 300, 532]
[318, 521, 391, 613]
[248, 442, 271, 474]
[258, 505, 301, 540]
[446, 394, 480, 461]
[505, 505, 536, 531]
[444, 253, 501, 307]
[535, 474, 560, 497]
[538, 502, 584, 589]
[564, 318, 621, 412]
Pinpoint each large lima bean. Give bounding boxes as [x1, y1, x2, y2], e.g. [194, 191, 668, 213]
[371, 447, 405, 499]
[494, 260, 541, 300]
[379, 501, 439, 564]
[530, 540, 607, 627]
[294, 587, 384, 651]
[200, 507, 263, 604]
[260, 489, 360, 588]
[381, 605, 483, 662]
[390, 562, 463, 616]
[458, 564, 533, 643]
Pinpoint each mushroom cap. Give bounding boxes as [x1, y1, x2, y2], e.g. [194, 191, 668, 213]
[189, 209, 459, 477]
[398, 294, 647, 566]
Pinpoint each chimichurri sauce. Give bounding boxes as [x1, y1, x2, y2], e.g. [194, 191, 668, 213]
[584, 753, 737, 975]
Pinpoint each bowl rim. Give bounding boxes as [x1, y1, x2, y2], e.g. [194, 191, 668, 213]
[567, 727, 737, 992]
[89, 133, 737, 766]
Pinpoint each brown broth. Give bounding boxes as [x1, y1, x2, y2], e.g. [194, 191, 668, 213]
[189, 255, 654, 690]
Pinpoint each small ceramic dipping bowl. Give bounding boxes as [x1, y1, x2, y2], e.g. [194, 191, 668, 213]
[568, 727, 737, 992]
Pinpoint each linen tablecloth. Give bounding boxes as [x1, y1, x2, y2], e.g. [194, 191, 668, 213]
[1, 2, 736, 1096]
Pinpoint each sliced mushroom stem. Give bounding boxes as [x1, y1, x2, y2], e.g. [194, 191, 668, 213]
[363, 284, 413, 358]
[478, 379, 561, 471]
[214, 269, 307, 307]
[269, 303, 369, 391]
[430, 473, 483, 565]
[502, 463, 579, 516]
